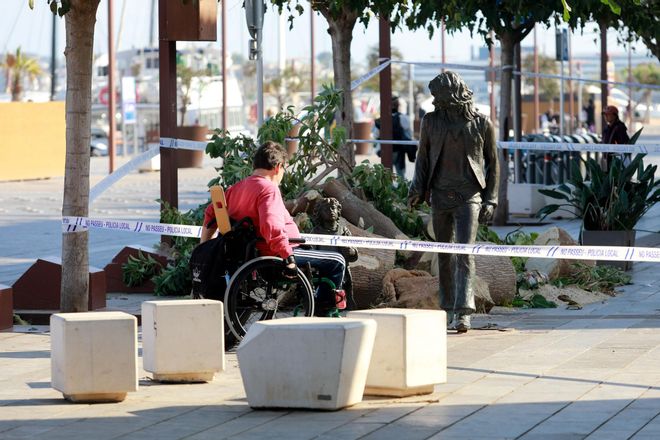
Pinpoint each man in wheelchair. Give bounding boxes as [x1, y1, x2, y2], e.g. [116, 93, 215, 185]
[200, 141, 347, 317]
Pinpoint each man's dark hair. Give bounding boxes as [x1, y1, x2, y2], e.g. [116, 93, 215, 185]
[253, 141, 288, 170]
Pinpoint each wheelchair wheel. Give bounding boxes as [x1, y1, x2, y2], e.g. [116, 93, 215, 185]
[224, 256, 315, 341]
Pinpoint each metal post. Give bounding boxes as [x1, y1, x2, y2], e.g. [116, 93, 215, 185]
[559, 27, 565, 138]
[255, 0, 264, 127]
[488, 32, 496, 123]
[159, 0, 178, 215]
[149, 0, 156, 48]
[568, 27, 574, 133]
[627, 41, 632, 128]
[277, 13, 286, 102]
[408, 63, 414, 126]
[533, 26, 539, 132]
[222, 0, 227, 129]
[108, 0, 117, 173]
[378, 16, 393, 170]
[441, 19, 446, 72]
[50, 13, 57, 101]
[310, 10, 316, 103]
[513, 42, 523, 183]
[600, 21, 608, 127]
[577, 62, 583, 128]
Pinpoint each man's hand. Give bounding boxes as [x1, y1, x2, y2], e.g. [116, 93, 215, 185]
[408, 195, 422, 210]
[283, 255, 297, 278]
[479, 203, 495, 224]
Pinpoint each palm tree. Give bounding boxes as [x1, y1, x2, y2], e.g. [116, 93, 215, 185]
[1, 47, 43, 101]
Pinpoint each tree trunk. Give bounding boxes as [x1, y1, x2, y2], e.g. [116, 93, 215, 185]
[60, 0, 100, 312]
[643, 90, 652, 123]
[11, 75, 21, 102]
[343, 223, 396, 309]
[493, 31, 514, 226]
[322, 7, 358, 177]
[322, 179, 408, 240]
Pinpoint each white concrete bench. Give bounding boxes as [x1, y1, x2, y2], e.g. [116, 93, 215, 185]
[50, 311, 138, 403]
[237, 317, 376, 410]
[142, 299, 225, 382]
[347, 308, 447, 397]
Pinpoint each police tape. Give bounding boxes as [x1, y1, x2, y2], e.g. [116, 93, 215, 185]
[89, 135, 657, 206]
[391, 60, 660, 91]
[90, 145, 161, 203]
[351, 60, 392, 91]
[62, 216, 203, 238]
[62, 216, 660, 263]
[498, 141, 660, 154]
[159, 137, 209, 151]
[158, 136, 660, 155]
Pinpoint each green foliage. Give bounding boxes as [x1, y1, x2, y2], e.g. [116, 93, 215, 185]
[121, 252, 163, 287]
[350, 162, 426, 237]
[152, 201, 207, 296]
[205, 132, 256, 189]
[552, 262, 631, 294]
[538, 154, 660, 231]
[206, 85, 345, 200]
[29, 0, 71, 17]
[407, 0, 561, 43]
[152, 256, 193, 297]
[159, 199, 206, 258]
[154, 87, 345, 295]
[522, 54, 559, 98]
[512, 293, 557, 308]
[1, 47, 43, 101]
[476, 225, 538, 273]
[567, 0, 659, 61]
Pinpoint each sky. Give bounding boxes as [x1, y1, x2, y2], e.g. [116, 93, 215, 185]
[1, 0, 657, 68]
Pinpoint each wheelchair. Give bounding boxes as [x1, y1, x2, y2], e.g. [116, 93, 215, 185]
[194, 217, 323, 345]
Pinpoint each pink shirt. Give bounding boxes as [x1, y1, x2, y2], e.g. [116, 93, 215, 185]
[203, 175, 300, 258]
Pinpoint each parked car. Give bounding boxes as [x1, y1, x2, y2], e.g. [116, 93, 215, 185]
[90, 127, 109, 156]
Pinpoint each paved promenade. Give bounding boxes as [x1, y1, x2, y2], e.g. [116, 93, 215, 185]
[2, 266, 660, 439]
[2, 153, 660, 439]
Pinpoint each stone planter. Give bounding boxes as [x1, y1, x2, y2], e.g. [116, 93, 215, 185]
[581, 230, 636, 271]
[353, 121, 372, 155]
[176, 125, 207, 168]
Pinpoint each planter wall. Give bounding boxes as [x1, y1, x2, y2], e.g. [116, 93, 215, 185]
[12, 258, 106, 311]
[581, 230, 636, 271]
[0, 284, 13, 330]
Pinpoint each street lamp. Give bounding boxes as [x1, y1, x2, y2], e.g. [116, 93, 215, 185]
[245, 0, 265, 127]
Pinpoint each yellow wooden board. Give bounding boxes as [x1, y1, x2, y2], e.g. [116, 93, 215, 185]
[209, 186, 231, 234]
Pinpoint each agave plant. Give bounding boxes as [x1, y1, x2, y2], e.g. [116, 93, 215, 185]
[538, 154, 660, 231]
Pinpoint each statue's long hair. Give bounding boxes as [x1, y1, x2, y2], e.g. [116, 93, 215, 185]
[428, 71, 479, 122]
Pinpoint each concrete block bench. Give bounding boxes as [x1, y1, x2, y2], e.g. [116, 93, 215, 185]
[347, 308, 447, 397]
[142, 299, 225, 382]
[50, 311, 138, 403]
[237, 317, 376, 410]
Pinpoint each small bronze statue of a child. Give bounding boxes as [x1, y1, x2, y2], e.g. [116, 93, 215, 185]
[311, 198, 358, 310]
[312, 197, 358, 263]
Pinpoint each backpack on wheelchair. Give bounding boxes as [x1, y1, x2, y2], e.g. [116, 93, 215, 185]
[189, 217, 317, 346]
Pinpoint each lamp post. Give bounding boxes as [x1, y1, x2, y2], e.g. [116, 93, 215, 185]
[246, 0, 265, 127]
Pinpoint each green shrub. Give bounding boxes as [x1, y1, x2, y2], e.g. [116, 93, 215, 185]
[350, 162, 427, 237]
[121, 251, 163, 287]
[552, 262, 631, 294]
